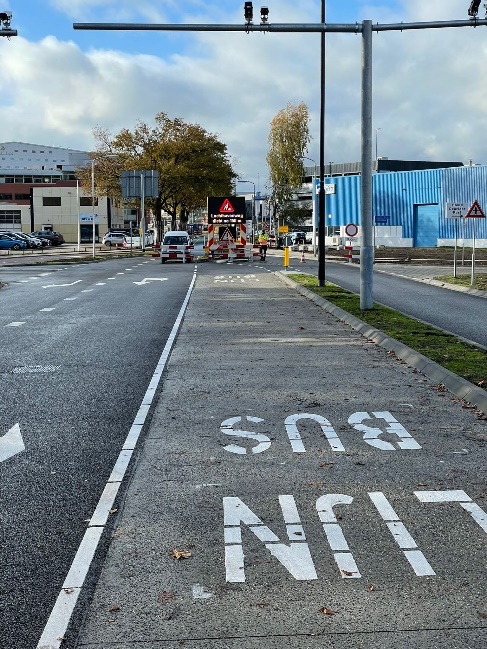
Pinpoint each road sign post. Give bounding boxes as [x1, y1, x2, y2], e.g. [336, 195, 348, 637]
[464, 199, 486, 286]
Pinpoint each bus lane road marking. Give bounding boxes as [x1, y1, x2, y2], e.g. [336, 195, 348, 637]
[0, 423, 24, 463]
[218, 411, 487, 584]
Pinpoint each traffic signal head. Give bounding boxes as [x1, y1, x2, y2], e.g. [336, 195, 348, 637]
[244, 2, 253, 23]
[468, 0, 481, 16]
[260, 7, 269, 23]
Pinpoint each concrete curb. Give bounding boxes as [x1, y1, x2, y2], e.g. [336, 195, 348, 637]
[276, 271, 487, 416]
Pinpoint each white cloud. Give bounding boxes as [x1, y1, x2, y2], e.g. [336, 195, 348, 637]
[2, 0, 487, 189]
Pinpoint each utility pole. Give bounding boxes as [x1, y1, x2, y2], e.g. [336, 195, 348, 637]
[74, 10, 487, 309]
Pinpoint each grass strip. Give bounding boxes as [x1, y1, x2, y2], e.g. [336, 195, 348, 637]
[289, 273, 486, 391]
[434, 273, 487, 291]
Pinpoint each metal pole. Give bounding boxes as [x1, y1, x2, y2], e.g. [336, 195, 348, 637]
[317, 0, 326, 287]
[471, 218, 476, 286]
[91, 160, 96, 259]
[453, 218, 458, 278]
[140, 172, 145, 251]
[76, 180, 80, 253]
[360, 20, 374, 310]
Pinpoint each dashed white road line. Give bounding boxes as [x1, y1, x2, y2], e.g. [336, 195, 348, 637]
[6, 321, 26, 327]
[40, 308, 55, 312]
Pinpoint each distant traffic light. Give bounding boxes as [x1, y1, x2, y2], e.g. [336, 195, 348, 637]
[244, 2, 253, 23]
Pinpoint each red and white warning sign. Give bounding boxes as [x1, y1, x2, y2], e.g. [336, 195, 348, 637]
[219, 199, 235, 213]
[345, 223, 359, 237]
[465, 200, 486, 219]
[219, 228, 234, 242]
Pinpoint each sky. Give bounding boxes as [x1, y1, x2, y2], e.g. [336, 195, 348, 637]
[1, 0, 487, 193]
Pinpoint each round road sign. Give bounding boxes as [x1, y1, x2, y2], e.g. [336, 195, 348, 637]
[345, 223, 358, 237]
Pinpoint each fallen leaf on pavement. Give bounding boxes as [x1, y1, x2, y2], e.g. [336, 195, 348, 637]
[320, 607, 337, 615]
[171, 549, 192, 560]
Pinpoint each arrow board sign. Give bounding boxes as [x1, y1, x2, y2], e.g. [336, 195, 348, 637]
[0, 423, 25, 463]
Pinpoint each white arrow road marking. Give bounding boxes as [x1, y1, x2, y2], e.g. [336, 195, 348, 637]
[0, 423, 25, 463]
[42, 280, 82, 289]
[133, 278, 169, 286]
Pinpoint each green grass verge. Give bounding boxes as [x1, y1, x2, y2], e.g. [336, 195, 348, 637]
[289, 273, 486, 390]
[434, 273, 487, 291]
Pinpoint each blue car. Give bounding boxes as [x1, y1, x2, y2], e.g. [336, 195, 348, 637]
[0, 233, 27, 250]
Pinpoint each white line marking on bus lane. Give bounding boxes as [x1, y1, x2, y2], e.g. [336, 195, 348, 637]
[37, 270, 198, 649]
[223, 496, 318, 583]
[369, 492, 436, 577]
[316, 494, 361, 578]
[40, 308, 55, 312]
[415, 490, 487, 534]
[6, 321, 25, 327]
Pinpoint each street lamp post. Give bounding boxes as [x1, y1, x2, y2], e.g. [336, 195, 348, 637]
[238, 179, 256, 242]
[91, 160, 96, 258]
[302, 156, 318, 256]
[91, 154, 118, 258]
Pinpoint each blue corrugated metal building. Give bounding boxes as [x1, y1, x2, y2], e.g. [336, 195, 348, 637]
[312, 165, 487, 247]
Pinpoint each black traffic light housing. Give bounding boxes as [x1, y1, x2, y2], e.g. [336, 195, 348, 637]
[244, 2, 253, 23]
[260, 7, 269, 23]
[468, 0, 481, 16]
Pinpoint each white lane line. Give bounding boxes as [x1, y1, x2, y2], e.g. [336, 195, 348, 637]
[42, 280, 82, 289]
[40, 308, 55, 312]
[63, 297, 78, 301]
[37, 269, 198, 649]
[81, 289, 94, 293]
[6, 321, 26, 327]
[96, 282, 106, 286]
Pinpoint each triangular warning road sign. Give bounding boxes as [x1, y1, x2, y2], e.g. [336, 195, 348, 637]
[465, 199, 486, 218]
[219, 198, 235, 213]
[220, 227, 234, 242]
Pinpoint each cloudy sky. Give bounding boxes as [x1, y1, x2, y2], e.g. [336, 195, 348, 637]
[1, 0, 486, 192]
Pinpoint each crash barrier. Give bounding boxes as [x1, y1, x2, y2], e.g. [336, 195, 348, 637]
[162, 244, 194, 263]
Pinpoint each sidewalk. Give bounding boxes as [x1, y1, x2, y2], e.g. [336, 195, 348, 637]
[59, 264, 487, 649]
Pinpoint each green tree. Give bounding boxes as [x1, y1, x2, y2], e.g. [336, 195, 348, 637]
[77, 113, 237, 232]
[266, 102, 311, 213]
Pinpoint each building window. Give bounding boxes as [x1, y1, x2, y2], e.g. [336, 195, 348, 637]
[0, 193, 13, 200]
[42, 197, 62, 206]
[23, 176, 33, 183]
[0, 210, 21, 224]
[80, 197, 98, 206]
[15, 194, 30, 200]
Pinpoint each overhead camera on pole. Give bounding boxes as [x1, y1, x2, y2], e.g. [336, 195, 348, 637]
[0, 11, 12, 29]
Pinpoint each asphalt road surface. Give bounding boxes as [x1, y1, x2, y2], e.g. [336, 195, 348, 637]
[0, 257, 195, 649]
[72, 262, 487, 649]
[276, 254, 487, 349]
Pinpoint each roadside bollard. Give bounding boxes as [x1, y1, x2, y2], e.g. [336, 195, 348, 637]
[284, 246, 290, 270]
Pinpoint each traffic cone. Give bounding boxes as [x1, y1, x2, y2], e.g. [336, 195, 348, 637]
[300, 249, 306, 263]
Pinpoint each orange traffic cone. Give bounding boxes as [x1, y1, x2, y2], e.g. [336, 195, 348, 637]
[300, 249, 306, 263]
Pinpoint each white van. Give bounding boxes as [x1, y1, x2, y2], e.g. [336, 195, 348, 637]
[160, 231, 194, 263]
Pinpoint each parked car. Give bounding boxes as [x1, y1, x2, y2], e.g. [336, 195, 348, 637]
[1, 231, 41, 248]
[0, 233, 27, 250]
[103, 232, 127, 247]
[31, 230, 65, 246]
